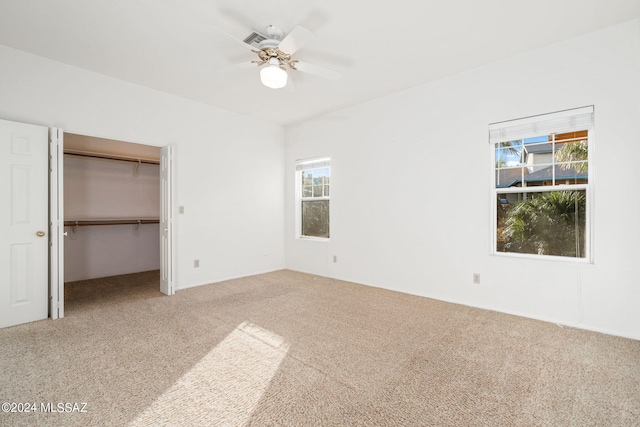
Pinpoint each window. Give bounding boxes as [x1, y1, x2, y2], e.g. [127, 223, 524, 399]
[296, 157, 330, 239]
[490, 106, 593, 260]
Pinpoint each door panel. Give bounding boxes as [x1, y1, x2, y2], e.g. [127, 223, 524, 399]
[0, 119, 49, 328]
[11, 165, 31, 223]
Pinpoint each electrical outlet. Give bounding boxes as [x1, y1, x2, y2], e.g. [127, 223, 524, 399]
[194, 259, 199, 268]
[473, 273, 480, 284]
[333, 255, 337, 263]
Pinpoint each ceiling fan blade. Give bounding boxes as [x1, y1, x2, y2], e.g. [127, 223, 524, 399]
[292, 61, 341, 80]
[217, 62, 256, 73]
[278, 25, 313, 54]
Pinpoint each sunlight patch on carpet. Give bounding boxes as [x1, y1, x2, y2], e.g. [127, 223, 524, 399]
[129, 321, 289, 426]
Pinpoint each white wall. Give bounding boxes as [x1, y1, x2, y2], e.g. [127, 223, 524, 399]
[285, 20, 640, 340]
[64, 154, 160, 281]
[0, 44, 285, 290]
[64, 224, 160, 282]
[64, 155, 160, 221]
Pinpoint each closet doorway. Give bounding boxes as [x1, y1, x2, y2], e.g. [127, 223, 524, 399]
[59, 133, 173, 315]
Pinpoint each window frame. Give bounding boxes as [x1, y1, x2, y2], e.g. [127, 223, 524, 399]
[490, 107, 594, 262]
[295, 157, 331, 241]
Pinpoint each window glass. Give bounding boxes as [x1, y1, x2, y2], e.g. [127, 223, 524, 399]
[497, 190, 586, 257]
[495, 140, 524, 169]
[302, 200, 330, 238]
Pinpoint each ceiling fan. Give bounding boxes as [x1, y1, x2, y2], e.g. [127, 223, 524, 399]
[219, 24, 341, 89]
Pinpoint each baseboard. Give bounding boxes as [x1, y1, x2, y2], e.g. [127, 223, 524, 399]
[458, 301, 640, 342]
[285, 268, 640, 342]
[176, 268, 286, 291]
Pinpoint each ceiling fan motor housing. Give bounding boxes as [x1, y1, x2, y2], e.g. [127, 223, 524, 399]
[264, 25, 284, 41]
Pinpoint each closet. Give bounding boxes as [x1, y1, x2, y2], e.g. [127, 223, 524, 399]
[63, 133, 161, 309]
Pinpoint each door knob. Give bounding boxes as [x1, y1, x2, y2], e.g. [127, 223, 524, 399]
[36, 231, 45, 237]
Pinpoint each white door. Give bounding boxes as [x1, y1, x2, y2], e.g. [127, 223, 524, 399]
[160, 145, 174, 295]
[0, 119, 49, 328]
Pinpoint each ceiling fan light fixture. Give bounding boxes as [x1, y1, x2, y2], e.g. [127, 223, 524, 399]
[260, 59, 287, 89]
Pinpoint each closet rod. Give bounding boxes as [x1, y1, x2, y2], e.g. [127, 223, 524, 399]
[64, 149, 160, 165]
[64, 219, 160, 227]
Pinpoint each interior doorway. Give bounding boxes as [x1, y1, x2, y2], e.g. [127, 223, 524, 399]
[1, 119, 174, 327]
[59, 132, 172, 315]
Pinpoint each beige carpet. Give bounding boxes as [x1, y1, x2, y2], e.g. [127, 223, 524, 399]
[1, 270, 639, 426]
[64, 270, 164, 313]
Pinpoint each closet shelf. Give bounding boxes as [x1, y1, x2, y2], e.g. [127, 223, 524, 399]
[64, 149, 160, 165]
[64, 218, 160, 227]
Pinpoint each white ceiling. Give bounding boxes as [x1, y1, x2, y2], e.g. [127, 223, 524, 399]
[1, 1, 639, 126]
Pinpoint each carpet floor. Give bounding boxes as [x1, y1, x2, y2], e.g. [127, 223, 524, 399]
[1, 269, 639, 426]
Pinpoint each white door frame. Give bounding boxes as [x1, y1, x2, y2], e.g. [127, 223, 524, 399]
[50, 131, 176, 318]
[49, 128, 64, 319]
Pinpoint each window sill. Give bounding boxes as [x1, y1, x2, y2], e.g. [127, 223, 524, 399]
[492, 251, 593, 264]
[297, 236, 330, 243]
